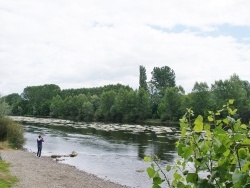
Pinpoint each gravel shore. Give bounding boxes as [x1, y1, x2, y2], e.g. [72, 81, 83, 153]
[1, 149, 130, 188]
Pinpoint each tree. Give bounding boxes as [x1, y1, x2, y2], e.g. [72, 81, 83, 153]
[99, 90, 117, 121]
[91, 95, 100, 112]
[211, 74, 249, 122]
[21, 84, 61, 115]
[50, 95, 64, 118]
[63, 96, 79, 119]
[150, 66, 176, 95]
[2, 93, 21, 106]
[136, 88, 151, 121]
[115, 89, 137, 123]
[190, 82, 212, 117]
[211, 74, 247, 109]
[139, 65, 148, 91]
[81, 101, 94, 122]
[157, 87, 182, 121]
[0, 101, 11, 115]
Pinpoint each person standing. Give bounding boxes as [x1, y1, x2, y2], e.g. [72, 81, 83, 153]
[37, 135, 44, 157]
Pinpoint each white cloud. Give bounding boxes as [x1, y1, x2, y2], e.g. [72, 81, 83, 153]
[1, 0, 250, 95]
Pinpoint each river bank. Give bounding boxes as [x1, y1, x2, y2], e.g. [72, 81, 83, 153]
[9, 116, 175, 134]
[0, 149, 130, 188]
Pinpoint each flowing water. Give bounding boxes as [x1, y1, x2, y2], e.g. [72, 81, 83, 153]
[22, 122, 179, 188]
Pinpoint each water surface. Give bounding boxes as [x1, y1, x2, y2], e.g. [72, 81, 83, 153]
[22, 122, 178, 188]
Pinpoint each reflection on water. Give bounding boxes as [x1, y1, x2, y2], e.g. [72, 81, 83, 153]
[22, 123, 179, 188]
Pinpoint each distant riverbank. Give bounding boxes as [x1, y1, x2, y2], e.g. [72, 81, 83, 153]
[9, 116, 176, 134]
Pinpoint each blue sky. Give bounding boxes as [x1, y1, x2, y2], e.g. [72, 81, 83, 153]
[151, 24, 250, 42]
[0, 0, 250, 95]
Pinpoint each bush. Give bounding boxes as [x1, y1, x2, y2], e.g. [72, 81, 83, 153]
[145, 100, 250, 187]
[0, 116, 25, 149]
[0, 116, 9, 141]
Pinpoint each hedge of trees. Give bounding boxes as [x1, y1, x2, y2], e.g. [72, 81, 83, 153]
[1, 65, 250, 124]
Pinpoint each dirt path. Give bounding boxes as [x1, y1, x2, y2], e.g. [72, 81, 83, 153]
[1, 149, 130, 188]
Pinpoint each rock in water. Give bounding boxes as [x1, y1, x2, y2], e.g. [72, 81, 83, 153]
[69, 151, 78, 157]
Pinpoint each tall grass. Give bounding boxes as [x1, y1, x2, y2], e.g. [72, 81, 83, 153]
[0, 116, 25, 149]
[0, 160, 18, 187]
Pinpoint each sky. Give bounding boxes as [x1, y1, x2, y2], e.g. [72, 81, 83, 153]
[1, 0, 250, 96]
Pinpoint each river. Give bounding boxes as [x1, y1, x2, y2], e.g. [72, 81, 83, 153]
[20, 119, 179, 188]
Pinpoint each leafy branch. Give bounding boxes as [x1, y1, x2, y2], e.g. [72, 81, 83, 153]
[145, 100, 250, 188]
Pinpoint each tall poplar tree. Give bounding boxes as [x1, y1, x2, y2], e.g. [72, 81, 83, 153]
[139, 65, 148, 91]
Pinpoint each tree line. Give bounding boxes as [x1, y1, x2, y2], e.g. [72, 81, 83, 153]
[1, 65, 250, 124]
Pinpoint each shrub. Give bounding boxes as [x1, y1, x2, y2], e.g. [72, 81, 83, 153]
[0, 116, 25, 149]
[0, 116, 9, 141]
[145, 100, 250, 187]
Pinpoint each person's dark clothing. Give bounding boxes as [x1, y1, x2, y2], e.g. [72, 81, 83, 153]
[37, 136, 44, 157]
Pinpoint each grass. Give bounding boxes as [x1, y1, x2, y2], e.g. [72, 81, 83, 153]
[0, 157, 18, 188]
[0, 141, 19, 188]
[0, 116, 25, 149]
[0, 141, 9, 150]
[0, 115, 24, 187]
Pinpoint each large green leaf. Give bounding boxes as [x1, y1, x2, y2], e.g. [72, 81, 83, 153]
[144, 156, 151, 162]
[238, 148, 247, 159]
[204, 123, 210, 131]
[177, 143, 186, 156]
[182, 146, 193, 158]
[186, 173, 198, 183]
[147, 167, 155, 178]
[174, 172, 182, 181]
[194, 115, 203, 132]
[242, 161, 250, 172]
[181, 128, 187, 137]
[166, 165, 171, 172]
[241, 124, 247, 129]
[223, 149, 230, 157]
[194, 115, 203, 124]
[208, 116, 213, 122]
[228, 108, 237, 116]
[229, 99, 234, 104]
[153, 176, 163, 185]
[242, 138, 250, 145]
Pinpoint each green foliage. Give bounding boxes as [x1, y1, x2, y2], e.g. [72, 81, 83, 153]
[99, 90, 117, 121]
[2, 71, 250, 125]
[136, 88, 151, 121]
[0, 93, 21, 115]
[139, 65, 148, 91]
[21, 84, 61, 115]
[150, 66, 176, 94]
[190, 82, 213, 117]
[81, 101, 94, 122]
[60, 84, 132, 99]
[0, 116, 25, 148]
[115, 89, 137, 122]
[145, 100, 250, 188]
[211, 74, 247, 109]
[144, 155, 171, 188]
[50, 95, 64, 117]
[0, 160, 18, 188]
[158, 87, 182, 121]
[0, 101, 11, 115]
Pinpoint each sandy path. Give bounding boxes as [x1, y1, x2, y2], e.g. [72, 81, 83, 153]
[1, 149, 131, 188]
